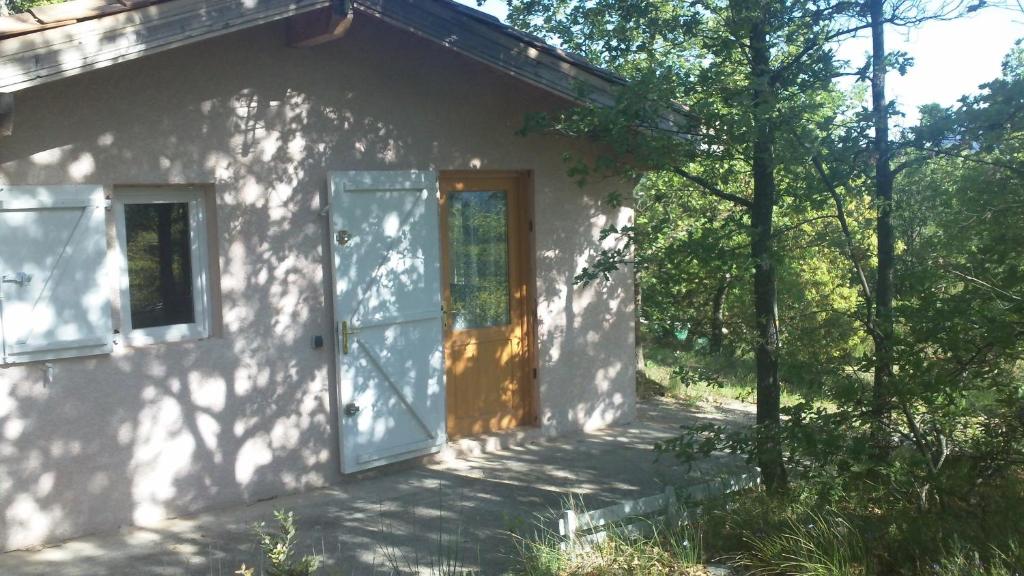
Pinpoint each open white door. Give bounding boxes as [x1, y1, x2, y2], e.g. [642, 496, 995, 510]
[329, 171, 446, 473]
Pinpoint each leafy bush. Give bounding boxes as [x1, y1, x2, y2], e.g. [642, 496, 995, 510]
[673, 365, 725, 389]
[239, 510, 322, 576]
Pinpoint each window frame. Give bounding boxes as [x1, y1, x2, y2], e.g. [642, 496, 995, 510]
[113, 187, 210, 346]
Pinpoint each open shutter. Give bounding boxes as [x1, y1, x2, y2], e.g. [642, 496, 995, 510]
[0, 186, 112, 364]
[329, 171, 446, 473]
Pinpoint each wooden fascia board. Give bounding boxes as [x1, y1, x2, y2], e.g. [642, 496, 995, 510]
[354, 0, 622, 109]
[0, 0, 331, 93]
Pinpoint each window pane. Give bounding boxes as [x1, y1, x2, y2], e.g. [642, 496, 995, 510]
[447, 190, 510, 329]
[124, 202, 196, 329]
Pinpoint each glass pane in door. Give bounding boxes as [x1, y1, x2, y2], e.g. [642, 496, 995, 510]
[446, 190, 510, 329]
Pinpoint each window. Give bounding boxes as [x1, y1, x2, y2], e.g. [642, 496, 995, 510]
[114, 188, 210, 345]
[446, 190, 511, 329]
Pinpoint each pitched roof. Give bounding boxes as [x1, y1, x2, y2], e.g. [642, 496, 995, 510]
[0, 0, 627, 109]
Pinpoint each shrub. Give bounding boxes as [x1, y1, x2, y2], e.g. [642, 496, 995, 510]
[245, 510, 322, 576]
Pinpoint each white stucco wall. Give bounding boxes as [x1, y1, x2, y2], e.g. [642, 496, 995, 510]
[0, 14, 635, 550]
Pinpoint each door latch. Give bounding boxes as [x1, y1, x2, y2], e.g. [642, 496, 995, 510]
[340, 320, 358, 354]
[1, 272, 31, 287]
[335, 230, 352, 246]
[344, 403, 361, 417]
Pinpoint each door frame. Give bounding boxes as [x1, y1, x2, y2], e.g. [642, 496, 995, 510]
[438, 170, 539, 434]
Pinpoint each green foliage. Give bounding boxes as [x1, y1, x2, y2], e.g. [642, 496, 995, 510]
[931, 541, 1024, 576]
[507, 0, 1024, 570]
[509, 0, 875, 492]
[735, 507, 867, 575]
[673, 364, 724, 390]
[2, 0, 61, 15]
[510, 468, 1024, 575]
[642, 345, 809, 406]
[518, 0, 1024, 520]
[699, 470, 1024, 575]
[251, 510, 322, 576]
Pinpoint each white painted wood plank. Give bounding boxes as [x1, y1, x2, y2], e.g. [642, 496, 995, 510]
[559, 473, 760, 551]
[576, 486, 675, 531]
[683, 472, 761, 502]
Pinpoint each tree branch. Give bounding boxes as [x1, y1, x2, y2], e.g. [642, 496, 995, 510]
[669, 167, 753, 208]
[809, 154, 878, 332]
[913, 145, 1024, 178]
[772, 214, 837, 238]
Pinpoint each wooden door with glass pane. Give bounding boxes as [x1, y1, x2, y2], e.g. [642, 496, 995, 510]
[440, 172, 533, 438]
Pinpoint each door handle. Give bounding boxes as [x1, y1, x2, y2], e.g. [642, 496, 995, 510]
[340, 320, 358, 354]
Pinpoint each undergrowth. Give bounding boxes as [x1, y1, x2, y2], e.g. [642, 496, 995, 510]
[512, 474, 1024, 575]
[511, 513, 705, 576]
[641, 345, 801, 407]
[695, 471, 1024, 575]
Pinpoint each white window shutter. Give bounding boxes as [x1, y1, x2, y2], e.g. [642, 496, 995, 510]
[0, 185, 113, 364]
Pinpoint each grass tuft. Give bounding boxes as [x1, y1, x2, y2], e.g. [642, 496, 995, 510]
[509, 497, 706, 576]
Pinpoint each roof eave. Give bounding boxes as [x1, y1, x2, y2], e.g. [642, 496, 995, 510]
[0, 0, 331, 93]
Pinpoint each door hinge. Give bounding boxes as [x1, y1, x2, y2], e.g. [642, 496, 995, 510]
[528, 220, 534, 232]
[1, 272, 31, 286]
[533, 367, 538, 379]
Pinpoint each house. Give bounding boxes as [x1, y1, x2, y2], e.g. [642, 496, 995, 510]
[0, 0, 637, 550]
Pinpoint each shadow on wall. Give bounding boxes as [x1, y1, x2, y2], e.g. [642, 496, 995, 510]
[0, 15, 635, 552]
[535, 187, 634, 435]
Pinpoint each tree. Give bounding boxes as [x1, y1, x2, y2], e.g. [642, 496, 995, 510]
[822, 0, 997, 454]
[505, 0, 862, 491]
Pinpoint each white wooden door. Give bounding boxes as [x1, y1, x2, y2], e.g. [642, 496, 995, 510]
[0, 186, 112, 364]
[329, 171, 446, 473]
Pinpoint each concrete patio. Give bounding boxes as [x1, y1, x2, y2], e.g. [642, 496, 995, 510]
[0, 398, 753, 575]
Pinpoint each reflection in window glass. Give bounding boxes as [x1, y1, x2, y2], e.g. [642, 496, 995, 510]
[124, 203, 196, 329]
[447, 191, 510, 329]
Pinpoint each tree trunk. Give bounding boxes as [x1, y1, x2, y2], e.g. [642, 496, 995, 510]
[748, 12, 787, 493]
[634, 264, 646, 374]
[156, 204, 178, 318]
[710, 272, 732, 355]
[870, 0, 895, 454]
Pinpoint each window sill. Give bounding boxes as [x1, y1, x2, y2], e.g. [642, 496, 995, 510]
[120, 325, 209, 348]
